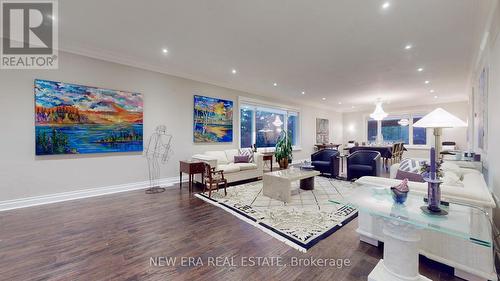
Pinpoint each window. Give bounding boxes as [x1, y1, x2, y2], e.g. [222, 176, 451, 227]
[412, 115, 427, 145]
[240, 104, 299, 148]
[366, 113, 427, 145]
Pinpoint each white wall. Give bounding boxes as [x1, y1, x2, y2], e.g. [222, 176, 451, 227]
[0, 51, 342, 201]
[342, 101, 470, 159]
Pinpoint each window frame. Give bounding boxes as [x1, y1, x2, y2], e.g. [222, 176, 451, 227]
[364, 111, 431, 148]
[238, 97, 302, 151]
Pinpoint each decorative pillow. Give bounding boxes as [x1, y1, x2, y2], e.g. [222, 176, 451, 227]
[442, 171, 464, 187]
[234, 155, 250, 163]
[239, 148, 254, 163]
[399, 158, 421, 173]
[395, 170, 425, 183]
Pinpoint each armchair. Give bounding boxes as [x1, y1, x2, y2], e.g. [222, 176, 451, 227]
[347, 151, 381, 180]
[311, 149, 340, 178]
[203, 163, 227, 198]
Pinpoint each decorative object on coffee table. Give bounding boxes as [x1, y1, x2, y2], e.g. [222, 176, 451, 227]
[274, 130, 293, 169]
[391, 178, 409, 204]
[420, 148, 447, 215]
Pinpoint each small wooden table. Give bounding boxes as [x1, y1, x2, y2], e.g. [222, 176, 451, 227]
[179, 160, 205, 192]
[262, 153, 274, 171]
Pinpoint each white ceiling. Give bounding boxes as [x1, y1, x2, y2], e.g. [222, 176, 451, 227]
[59, 0, 493, 112]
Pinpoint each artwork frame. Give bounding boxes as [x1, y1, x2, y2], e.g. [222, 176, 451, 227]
[477, 67, 488, 151]
[193, 95, 233, 143]
[35, 79, 143, 155]
[316, 118, 329, 144]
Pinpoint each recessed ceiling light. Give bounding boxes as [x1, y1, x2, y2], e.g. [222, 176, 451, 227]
[434, 95, 438, 99]
[404, 44, 412, 50]
[338, 102, 342, 105]
[273, 82, 278, 87]
[351, 106, 356, 109]
[417, 67, 424, 72]
[301, 91, 305, 95]
[382, 2, 390, 9]
[424, 80, 430, 84]
[162, 48, 168, 54]
[231, 69, 237, 74]
[322, 97, 326, 101]
[430, 89, 435, 93]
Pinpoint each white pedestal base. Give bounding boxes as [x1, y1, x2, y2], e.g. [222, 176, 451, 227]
[368, 260, 431, 281]
[367, 218, 433, 281]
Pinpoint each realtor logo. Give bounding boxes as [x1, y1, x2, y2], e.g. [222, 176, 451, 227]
[1, 0, 58, 69]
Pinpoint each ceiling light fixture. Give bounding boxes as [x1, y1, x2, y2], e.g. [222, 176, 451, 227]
[425, 80, 430, 84]
[301, 91, 305, 95]
[417, 67, 424, 72]
[231, 69, 237, 74]
[162, 48, 168, 54]
[322, 97, 326, 101]
[398, 118, 410, 126]
[430, 89, 435, 93]
[405, 44, 412, 50]
[370, 100, 388, 121]
[434, 95, 438, 99]
[382, 2, 391, 9]
[273, 82, 278, 87]
[338, 102, 342, 105]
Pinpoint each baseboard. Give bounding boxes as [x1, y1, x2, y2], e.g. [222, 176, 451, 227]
[0, 177, 182, 212]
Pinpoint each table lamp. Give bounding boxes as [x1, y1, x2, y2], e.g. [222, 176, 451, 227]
[413, 108, 467, 162]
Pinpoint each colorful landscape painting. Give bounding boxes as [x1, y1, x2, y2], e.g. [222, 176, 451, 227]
[35, 79, 143, 155]
[193, 95, 233, 143]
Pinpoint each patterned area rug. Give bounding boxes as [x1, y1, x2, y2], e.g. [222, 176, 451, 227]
[195, 176, 359, 252]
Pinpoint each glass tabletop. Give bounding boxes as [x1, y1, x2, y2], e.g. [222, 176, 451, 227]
[330, 185, 492, 248]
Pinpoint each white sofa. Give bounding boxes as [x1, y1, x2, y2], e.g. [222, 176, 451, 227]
[355, 164, 496, 281]
[192, 149, 264, 183]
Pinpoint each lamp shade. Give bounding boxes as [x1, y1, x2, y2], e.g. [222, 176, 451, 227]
[413, 108, 467, 128]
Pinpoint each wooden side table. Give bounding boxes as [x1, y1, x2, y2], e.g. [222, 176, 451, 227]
[262, 153, 273, 171]
[179, 160, 205, 192]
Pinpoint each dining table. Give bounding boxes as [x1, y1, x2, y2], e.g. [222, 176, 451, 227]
[348, 145, 406, 159]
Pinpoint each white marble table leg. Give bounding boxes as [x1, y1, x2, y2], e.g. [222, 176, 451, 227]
[368, 218, 431, 281]
[262, 175, 292, 203]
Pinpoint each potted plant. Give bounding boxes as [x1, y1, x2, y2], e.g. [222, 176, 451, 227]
[274, 130, 293, 169]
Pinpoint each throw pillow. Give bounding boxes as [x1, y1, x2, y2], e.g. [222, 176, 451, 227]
[239, 148, 254, 163]
[234, 155, 250, 163]
[399, 158, 421, 173]
[395, 170, 425, 182]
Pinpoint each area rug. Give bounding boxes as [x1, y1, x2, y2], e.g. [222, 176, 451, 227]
[195, 177, 358, 252]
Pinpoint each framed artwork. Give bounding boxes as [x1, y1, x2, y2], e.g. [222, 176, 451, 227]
[316, 118, 329, 143]
[35, 79, 143, 155]
[477, 67, 488, 150]
[193, 95, 233, 143]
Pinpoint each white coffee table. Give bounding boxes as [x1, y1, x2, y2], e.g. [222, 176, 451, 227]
[263, 168, 320, 203]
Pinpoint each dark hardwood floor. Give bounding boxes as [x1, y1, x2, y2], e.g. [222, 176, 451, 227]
[0, 182, 461, 281]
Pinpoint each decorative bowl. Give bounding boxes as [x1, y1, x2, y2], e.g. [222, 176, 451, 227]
[391, 187, 408, 204]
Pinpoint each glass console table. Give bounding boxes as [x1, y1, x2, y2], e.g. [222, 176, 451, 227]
[331, 185, 492, 281]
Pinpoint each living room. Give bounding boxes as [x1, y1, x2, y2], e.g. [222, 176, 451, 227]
[0, 1, 499, 280]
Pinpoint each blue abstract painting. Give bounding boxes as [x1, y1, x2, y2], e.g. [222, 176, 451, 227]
[193, 95, 233, 143]
[35, 79, 143, 155]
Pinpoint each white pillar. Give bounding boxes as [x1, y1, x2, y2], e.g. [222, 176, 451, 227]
[368, 218, 431, 281]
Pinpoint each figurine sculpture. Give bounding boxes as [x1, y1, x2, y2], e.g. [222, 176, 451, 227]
[144, 125, 173, 194]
